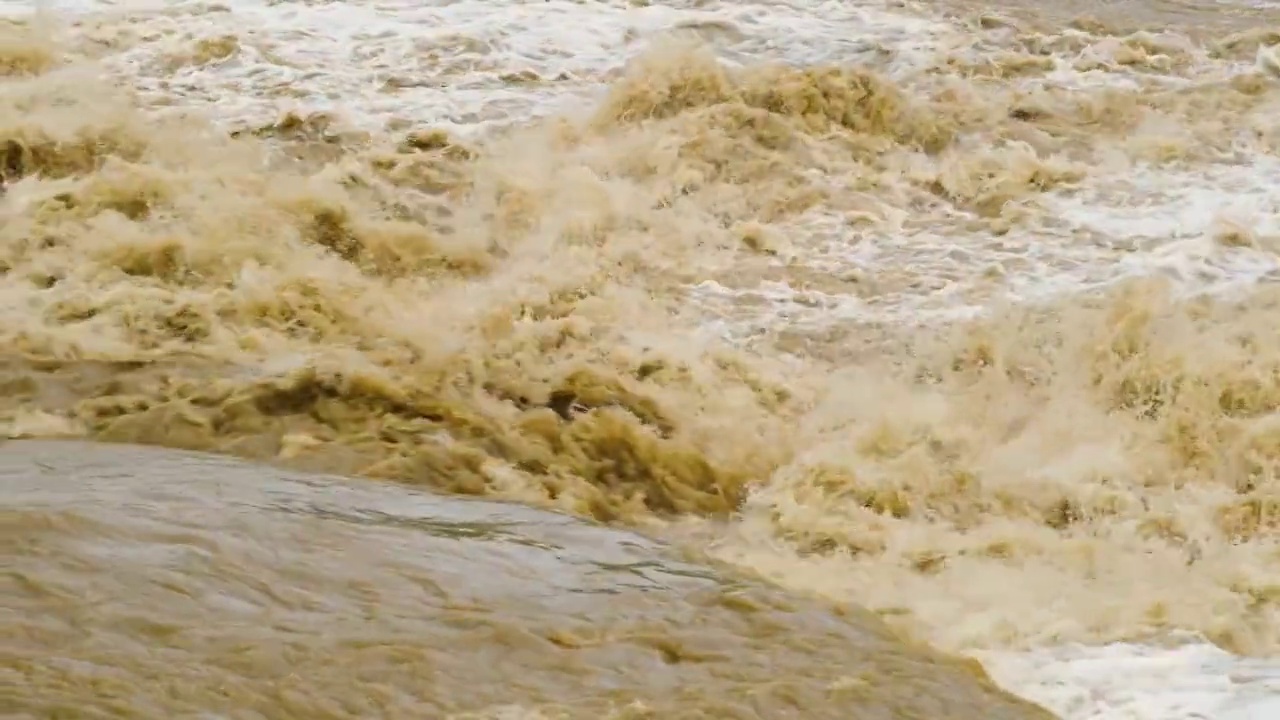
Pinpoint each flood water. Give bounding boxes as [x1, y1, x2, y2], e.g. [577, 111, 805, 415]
[4, 440, 1051, 719]
[4, 0, 1280, 717]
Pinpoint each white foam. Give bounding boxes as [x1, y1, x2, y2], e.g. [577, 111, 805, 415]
[981, 639, 1280, 720]
[10, 0, 957, 132]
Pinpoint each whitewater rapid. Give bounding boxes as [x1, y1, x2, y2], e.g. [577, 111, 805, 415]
[4, 1, 1280, 718]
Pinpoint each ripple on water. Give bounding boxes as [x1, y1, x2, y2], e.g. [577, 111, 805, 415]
[2, 439, 1054, 719]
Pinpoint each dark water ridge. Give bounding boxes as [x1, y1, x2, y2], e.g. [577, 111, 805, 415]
[2, 439, 1054, 719]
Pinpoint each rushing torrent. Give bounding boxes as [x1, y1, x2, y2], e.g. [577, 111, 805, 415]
[2, 0, 1280, 717]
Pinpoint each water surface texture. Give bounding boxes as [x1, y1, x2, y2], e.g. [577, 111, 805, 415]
[3, 0, 1280, 717]
[5, 440, 1055, 718]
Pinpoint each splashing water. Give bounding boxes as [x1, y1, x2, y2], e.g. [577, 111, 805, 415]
[4, 0, 1280, 718]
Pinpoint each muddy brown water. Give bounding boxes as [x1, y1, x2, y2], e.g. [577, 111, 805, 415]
[3, 440, 1054, 719]
[7, 0, 1280, 716]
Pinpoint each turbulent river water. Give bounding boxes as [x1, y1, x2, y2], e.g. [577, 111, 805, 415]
[3, 0, 1280, 717]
